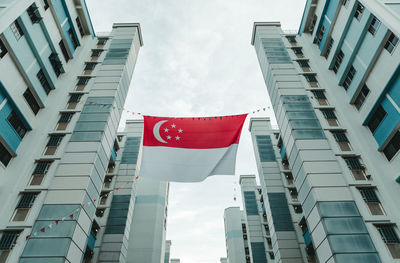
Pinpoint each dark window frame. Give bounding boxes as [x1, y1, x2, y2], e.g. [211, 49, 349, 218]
[0, 142, 12, 167]
[10, 20, 24, 40]
[343, 66, 356, 90]
[383, 130, 400, 161]
[354, 3, 364, 21]
[368, 17, 381, 36]
[385, 32, 399, 54]
[59, 40, 70, 62]
[333, 50, 344, 73]
[367, 105, 387, 133]
[37, 69, 51, 94]
[354, 84, 370, 110]
[0, 39, 8, 58]
[23, 88, 40, 115]
[7, 111, 27, 139]
[75, 17, 85, 37]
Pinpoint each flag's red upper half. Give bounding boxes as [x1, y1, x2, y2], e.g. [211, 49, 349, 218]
[143, 114, 247, 149]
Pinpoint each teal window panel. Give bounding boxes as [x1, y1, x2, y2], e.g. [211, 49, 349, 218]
[318, 202, 360, 217]
[244, 191, 258, 215]
[86, 179, 99, 201]
[31, 220, 76, 238]
[136, 195, 166, 205]
[256, 135, 276, 162]
[334, 254, 381, 263]
[328, 234, 377, 253]
[292, 129, 325, 139]
[121, 137, 141, 164]
[74, 121, 107, 132]
[82, 104, 111, 113]
[70, 131, 102, 142]
[250, 242, 267, 263]
[287, 111, 318, 120]
[268, 192, 294, 231]
[21, 238, 71, 257]
[291, 119, 321, 129]
[20, 258, 66, 263]
[107, 217, 127, 226]
[102, 59, 128, 65]
[104, 225, 126, 234]
[87, 96, 114, 104]
[323, 217, 368, 234]
[112, 195, 131, 203]
[108, 208, 129, 218]
[110, 202, 130, 209]
[283, 103, 314, 111]
[78, 113, 109, 122]
[38, 204, 80, 220]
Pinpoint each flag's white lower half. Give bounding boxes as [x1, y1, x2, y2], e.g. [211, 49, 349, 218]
[139, 144, 238, 182]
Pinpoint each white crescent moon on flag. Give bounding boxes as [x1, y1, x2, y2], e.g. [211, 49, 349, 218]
[153, 120, 168, 143]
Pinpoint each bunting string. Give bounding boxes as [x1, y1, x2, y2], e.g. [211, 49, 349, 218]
[24, 176, 140, 241]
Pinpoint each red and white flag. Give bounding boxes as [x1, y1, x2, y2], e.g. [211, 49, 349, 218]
[139, 114, 247, 182]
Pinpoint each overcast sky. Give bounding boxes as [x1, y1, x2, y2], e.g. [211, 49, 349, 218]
[86, 0, 306, 262]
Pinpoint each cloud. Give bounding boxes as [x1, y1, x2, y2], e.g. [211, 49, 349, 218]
[86, 0, 307, 262]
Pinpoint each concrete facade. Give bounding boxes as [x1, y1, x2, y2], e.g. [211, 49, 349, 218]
[223, 207, 248, 263]
[251, 0, 400, 260]
[0, 0, 146, 262]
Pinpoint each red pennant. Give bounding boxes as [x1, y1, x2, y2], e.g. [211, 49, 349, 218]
[93, 199, 96, 202]
[40, 227, 45, 232]
[55, 220, 59, 225]
[135, 176, 139, 179]
[234, 197, 236, 201]
[82, 204, 85, 207]
[69, 214, 74, 219]
[115, 188, 119, 190]
[25, 235, 30, 240]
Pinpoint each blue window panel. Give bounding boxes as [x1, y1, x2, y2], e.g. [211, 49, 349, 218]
[298, 0, 313, 35]
[70, 131, 102, 142]
[328, 234, 377, 253]
[111, 148, 117, 163]
[38, 204, 81, 220]
[303, 229, 312, 247]
[74, 121, 107, 132]
[388, 71, 400, 107]
[318, 0, 340, 50]
[268, 192, 294, 231]
[20, 258, 66, 263]
[373, 99, 400, 147]
[250, 242, 267, 263]
[31, 220, 76, 238]
[105, 194, 131, 234]
[243, 191, 258, 215]
[50, 0, 80, 53]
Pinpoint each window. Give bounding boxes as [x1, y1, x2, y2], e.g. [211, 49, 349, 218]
[298, 60, 311, 72]
[77, 77, 91, 86]
[56, 113, 73, 130]
[7, 111, 27, 138]
[49, 53, 62, 77]
[354, 3, 364, 21]
[103, 176, 113, 188]
[0, 39, 7, 58]
[376, 225, 400, 258]
[84, 62, 96, 72]
[12, 192, 38, 221]
[29, 161, 51, 185]
[0, 142, 12, 167]
[285, 172, 294, 185]
[286, 36, 296, 44]
[353, 84, 370, 110]
[385, 32, 399, 54]
[316, 25, 325, 45]
[37, 69, 51, 94]
[367, 105, 387, 133]
[309, 14, 317, 34]
[91, 49, 103, 60]
[76, 17, 84, 37]
[244, 247, 250, 255]
[292, 47, 304, 58]
[321, 109, 339, 126]
[383, 130, 400, 161]
[312, 90, 328, 105]
[100, 191, 110, 205]
[0, 231, 21, 255]
[10, 20, 24, 40]
[97, 38, 108, 46]
[304, 74, 318, 87]
[359, 188, 384, 215]
[289, 188, 298, 201]
[343, 66, 356, 90]
[23, 88, 40, 115]
[293, 205, 303, 214]
[342, 0, 349, 7]
[59, 40, 69, 62]
[269, 252, 275, 260]
[27, 5, 42, 24]
[333, 50, 344, 73]
[368, 17, 381, 35]
[67, 94, 82, 109]
[332, 132, 351, 151]
[344, 157, 367, 180]
[43, 0, 49, 10]
[96, 208, 105, 217]
[325, 38, 334, 58]
[68, 28, 78, 49]
[44, 135, 63, 155]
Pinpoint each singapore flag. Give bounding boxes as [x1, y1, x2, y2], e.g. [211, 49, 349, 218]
[139, 114, 247, 182]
